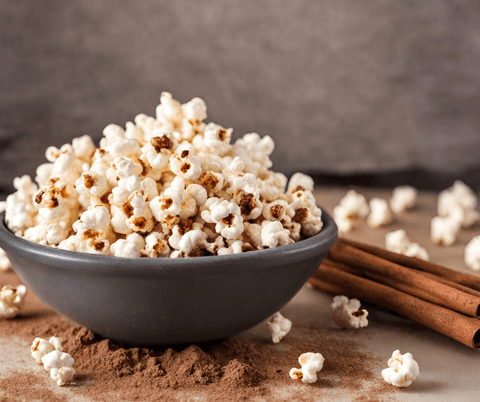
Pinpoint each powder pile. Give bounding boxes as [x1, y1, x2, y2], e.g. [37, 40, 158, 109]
[0, 270, 396, 401]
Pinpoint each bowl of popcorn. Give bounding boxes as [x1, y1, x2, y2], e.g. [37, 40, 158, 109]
[0, 93, 337, 346]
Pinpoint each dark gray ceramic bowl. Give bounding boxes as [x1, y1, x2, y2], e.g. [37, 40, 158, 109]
[0, 210, 337, 346]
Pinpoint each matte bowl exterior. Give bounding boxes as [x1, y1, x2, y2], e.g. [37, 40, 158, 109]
[0, 210, 337, 346]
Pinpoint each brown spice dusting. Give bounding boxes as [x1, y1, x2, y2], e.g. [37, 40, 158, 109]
[82, 229, 97, 240]
[122, 202, 134, 218]
[221, 214, 235, 226]
[181, 150, 190, 158]
[239, 193, 256, 216]
[133, 216, 147, 229]
[218, 129, 227, 141]
[293, 207, 308, 223]
[199, 172, 219, 191]
[137, 158, 149, 177]
[178, 219, 194, 236]
[34, 191, 44, 204]
[93, 241, 105, 252]
[161, 198, 173, 210]
[83, 174, 95, 189]
[150, 135, 172, 152]
[180, 163, 191, 174]
[270, 204, 284, 220]
[353, 310, 365, 317]
[294, 186, 305, 192]
[0, 269, 395, 402]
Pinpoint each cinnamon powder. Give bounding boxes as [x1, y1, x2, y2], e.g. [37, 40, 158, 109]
[0, 270, 397, 401]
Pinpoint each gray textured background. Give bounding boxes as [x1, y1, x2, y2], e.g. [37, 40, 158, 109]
[1, 0, 480, 193]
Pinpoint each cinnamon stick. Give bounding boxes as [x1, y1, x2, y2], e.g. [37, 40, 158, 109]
[339, 237, 480, 291]
[327, 242, 480, 318]
[309, 266, 480, 349]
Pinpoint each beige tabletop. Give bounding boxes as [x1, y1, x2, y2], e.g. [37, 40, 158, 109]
[1, 187, 479, 401]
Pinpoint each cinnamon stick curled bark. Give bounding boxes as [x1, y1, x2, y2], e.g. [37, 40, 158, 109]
[327, 242, 480, 318]
[339, 237, 480, 291]
[309, 266, 480, 349]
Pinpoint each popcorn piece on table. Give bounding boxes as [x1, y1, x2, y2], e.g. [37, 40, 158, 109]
[31, 336, 63, 364]
[41, 350, 75, 371]
[41, 349, 76, 386]
[367, 198, 393, 228]
[0, 284, 27, 319]
[385, 229, 429, 261]
[437, 180, 479, 228]
[333, 205, 354, 234]
[338, 190, 370, 219]
[430, 216, 460, 247]
[390, 185, 418, 213]
[50, 367, 76, 386]
[289, 352, 325, 384]
[465, 236, 480, 271]
[382, 350, 419, 388]
[267, 312, 292, 344]
[0, 247, 12, 271]
[330, 295, 368, 329]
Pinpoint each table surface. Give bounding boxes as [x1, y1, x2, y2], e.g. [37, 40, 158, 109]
[1, 187, 479, 401]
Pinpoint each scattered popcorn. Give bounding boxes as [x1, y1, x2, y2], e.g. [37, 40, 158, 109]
[330, 295, 369, 329]
[430, 216, 460, 246]
[390, 185, 418, 213]
[41, 350, 75, 371]
[267, 312, 292, 344]
[338, 190, 370, 219]
[437, 180, 479, 228]
[289, 352, 325, 384]
[367, 198, 393, 228]
[382, 350, 419, 388]
[385, 229, 429, 261]
[465, 236, 480, 271]
[31, 336, 63, 364]
[333, 205, 354, 234]
[50, 367, 76, 386]
[0, 247, 12, 271]
[0, 284, 27, 319]
[4, 93, 323, 258]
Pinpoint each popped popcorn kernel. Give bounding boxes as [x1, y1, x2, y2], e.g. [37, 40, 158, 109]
[382, 350, 419, 388]
[385, 229, 429, 261]
[0, 284, 27, 319]
[465, 235, 480, 271]
[390, 185, 418, 213]
[4, 92, 324, 258]
[289, 352, 325, 384]
[267, 312, 292, 344]
[330, 295, 369, 329]
[367, 198, 393, 228]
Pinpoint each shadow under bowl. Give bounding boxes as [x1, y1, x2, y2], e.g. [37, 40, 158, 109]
[0, 210, 337, 346]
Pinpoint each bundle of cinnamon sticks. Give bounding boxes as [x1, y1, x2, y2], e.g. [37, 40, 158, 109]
[308, 238, 480, 349]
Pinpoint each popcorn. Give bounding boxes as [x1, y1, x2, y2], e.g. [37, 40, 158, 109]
[42, 350, 75, 371]
[338, 190, 369, 219]
[0, 284, 27, 319]
[390, 185, 418, 213]
[330, 295, 368, 329]
[267, 312, 292, 343]
[367, 198, 393, 228]
[261, 221, 294, 248]
[31, 336, 63, 364]
[430, 216, 460, 246]
[333, 205, 354, 234]
[437, 180, 479, 228]
[385, 229, 429, 261]
[5, 92, 324, 258]
[382, 350, 419, 388]
[50, 367, 76, 386]
[465, 236, 480, 271]
[287, 172, 315, 193]
[289, 352, 325, 384]
[0, 247, 12, 271]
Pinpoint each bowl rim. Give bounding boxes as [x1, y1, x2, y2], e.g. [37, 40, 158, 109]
[0, 209, 338, 276]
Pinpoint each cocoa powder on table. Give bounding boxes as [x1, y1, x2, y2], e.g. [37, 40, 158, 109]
[0, 270, 397, 401]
